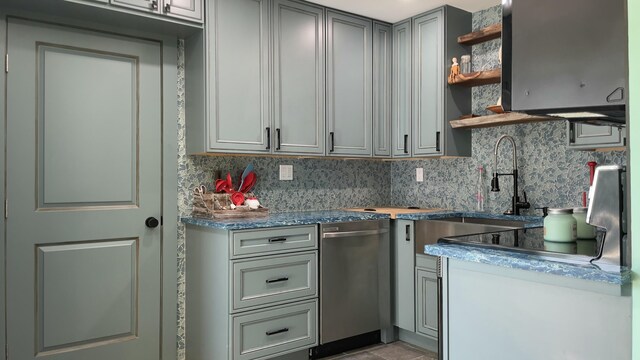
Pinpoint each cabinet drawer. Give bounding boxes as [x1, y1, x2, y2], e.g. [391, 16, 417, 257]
[416, 254, 437, 271]
[232, 252, 317, 311]
[231, 225, 317, 258]
[232, 300, 318, 360]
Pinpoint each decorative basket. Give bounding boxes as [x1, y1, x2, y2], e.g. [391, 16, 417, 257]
[192, 192, 268, 219]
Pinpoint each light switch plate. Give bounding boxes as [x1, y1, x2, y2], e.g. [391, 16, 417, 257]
[279, 165, 293, 181]
[416, 168, 424, 182]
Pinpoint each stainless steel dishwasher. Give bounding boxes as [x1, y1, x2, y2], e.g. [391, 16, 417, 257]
[319, 220, 391, 346]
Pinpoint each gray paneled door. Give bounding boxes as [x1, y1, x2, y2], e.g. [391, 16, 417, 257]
[6, 18, 162, 360]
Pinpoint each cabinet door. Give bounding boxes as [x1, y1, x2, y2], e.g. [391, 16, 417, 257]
[373, 22, 392, 157]
[163, 0, 203, 22]
[208, 0, 271, 153]
[392, 19, 412, 157]
[393, 220, 415, 331]
[273, 0, 325, 155]
[412, 9, 444, 156]
[416, 268, 438, 339]
[567, 123, 625, 149]
[326, 11, 373, 157]
[111, 0, 160, 14]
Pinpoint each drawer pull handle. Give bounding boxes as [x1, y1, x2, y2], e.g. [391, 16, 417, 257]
[266, 327, 289, 336]
[268, 237, 287, 243]
[266, 276, 289, 284]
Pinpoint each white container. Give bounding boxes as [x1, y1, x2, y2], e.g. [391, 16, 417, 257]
[573, 207, 596, 239]
[543, 208, 577, 242]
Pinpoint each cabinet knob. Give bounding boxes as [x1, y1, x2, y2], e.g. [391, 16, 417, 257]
[150, 0, 158, 10]
[145, 217, 160, 228]
[164, 3, 171, 13]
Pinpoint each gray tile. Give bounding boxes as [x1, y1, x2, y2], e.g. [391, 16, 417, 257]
[336, 353, 386, 360]
[368, 342, 428, 360]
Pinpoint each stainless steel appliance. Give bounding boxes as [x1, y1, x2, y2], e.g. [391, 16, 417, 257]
[319, 220, 391, 345]
[502, 0, 627, 126]
[587, 164, 628, 267]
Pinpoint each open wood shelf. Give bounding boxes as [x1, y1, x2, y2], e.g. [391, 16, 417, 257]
[448, 68, 501, 87]
[458, 23, 502, 45]
[450, 112, 560, 129]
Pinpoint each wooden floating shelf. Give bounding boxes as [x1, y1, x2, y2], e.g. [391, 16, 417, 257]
[448, 68, 501, 87]
[450, 112, 560, 129]
[458, 23, 502, 45]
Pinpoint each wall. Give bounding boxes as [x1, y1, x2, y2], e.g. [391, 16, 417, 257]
[390, 6, 626, 214]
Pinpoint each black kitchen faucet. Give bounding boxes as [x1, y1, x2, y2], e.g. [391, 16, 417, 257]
[490, 135, 531, 215]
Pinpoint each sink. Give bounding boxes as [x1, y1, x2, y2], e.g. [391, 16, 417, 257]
[414, 216, 532, 254]
[434, 216, 529, 229]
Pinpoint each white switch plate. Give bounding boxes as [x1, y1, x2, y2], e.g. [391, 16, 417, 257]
[279, 165, 293, 181]
[416, 168, 424, 182]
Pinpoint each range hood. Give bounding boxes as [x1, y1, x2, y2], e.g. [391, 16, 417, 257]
[501, 0, 627, 127]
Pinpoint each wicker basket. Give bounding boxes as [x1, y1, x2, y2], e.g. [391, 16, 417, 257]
[192, 192, 268, 219]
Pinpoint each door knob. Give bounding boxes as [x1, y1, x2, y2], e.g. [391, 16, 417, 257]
[145, 217, 160, 228]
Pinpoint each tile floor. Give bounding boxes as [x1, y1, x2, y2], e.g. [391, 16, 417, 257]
[323, 341, 438, 360]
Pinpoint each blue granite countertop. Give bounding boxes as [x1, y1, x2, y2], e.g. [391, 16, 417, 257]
[181, 210, 390, 230]
[396, 211, 543, 228]
[425, 243, 630, 285]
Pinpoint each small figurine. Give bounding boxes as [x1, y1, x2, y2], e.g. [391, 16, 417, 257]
[449, 57, 460, 82]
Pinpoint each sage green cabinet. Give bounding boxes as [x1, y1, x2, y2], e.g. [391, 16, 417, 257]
[373, 22, 392, 157]
[392, 19, 412, 158]
[326, 11, 373, 157]
[273, 0, 325, 155]
[393, 220, 415, 331]
[110, 0, 202, 22]
[416, 262, 438, 340]
[204, 0, 271, 153]
[411, 6, 471, 157]
[567, 123, 626, 150]
[186, 224, 319, 360]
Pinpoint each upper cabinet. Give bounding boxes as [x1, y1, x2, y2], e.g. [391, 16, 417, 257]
[391, 19, 412, 158]
[373, 22, 392, 157]
[326, 11, 373, 157]
[206, 0, 271, 153]
[568, 123, 626, 150]
[391, 7, 471, 158]
[273, 0, 326, 155]
[187, 0, 389, 156]
[67, 0, 203, 23]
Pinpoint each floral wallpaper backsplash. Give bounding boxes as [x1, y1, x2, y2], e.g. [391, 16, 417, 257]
[174, 5, 627, 359]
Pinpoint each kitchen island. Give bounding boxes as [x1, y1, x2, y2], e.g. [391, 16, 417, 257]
[426, 228, 631, 360]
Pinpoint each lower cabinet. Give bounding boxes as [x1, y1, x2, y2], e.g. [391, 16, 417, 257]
[393, 221, 439, 346]
[415, 261, 438, 339]
[186, 224, 319, 360]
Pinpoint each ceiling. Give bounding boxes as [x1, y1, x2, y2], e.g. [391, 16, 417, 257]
[306, 0, 500, 23]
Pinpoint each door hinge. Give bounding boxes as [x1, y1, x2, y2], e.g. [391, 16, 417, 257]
[4, 199, 7, 219]
[4, 53, 7, 73]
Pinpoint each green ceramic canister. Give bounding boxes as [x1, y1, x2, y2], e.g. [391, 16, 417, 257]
[573, 207, 596, 239]
[544, 208, 577, 242]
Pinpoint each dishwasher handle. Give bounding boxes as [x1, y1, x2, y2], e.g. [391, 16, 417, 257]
[322, 228, 389, 238]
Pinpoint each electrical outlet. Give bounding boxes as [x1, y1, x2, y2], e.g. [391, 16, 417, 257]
[279, 165, 293, 181]
[416, 168, 424, 182]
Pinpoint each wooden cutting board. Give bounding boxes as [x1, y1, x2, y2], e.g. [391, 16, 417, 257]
[343, 207, 446, 220]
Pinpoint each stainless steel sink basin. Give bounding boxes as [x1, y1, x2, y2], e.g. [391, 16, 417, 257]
[414, 216, 531, 254]
[434, 216, 530, 229]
